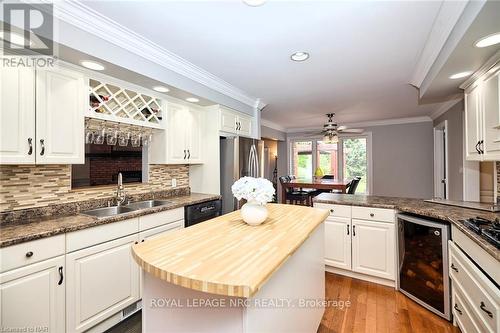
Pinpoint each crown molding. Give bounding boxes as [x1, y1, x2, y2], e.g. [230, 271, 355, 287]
[47, 0, 259, 108]
[459, 50, 500, 90]
[261, 119, 286, 132]
[430, 97, 463, 120]
[286, 116, 432, 133]
[410, 1, 469, 88]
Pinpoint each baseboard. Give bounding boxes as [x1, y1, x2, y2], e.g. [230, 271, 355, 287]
[325, 265, 396, 288]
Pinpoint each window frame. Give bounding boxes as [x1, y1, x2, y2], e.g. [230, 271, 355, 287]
[288, 132, 373, 194]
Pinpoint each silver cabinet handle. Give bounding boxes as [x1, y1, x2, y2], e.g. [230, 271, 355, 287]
[346, 224, 349, 235]
[352, 225, 356, 236]
[27, 138, 33, 155]
[454, 304, 462, 315]
[451, 263, 458, 272]
[480, 302, 493, 318]
[39, 139, 45, 156]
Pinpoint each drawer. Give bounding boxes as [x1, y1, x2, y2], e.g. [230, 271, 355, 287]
[0, 234, 65, 273]
[352, 206, 395, 223]
[453, 287, 487, 333]
[449, 241, 499, 333]
[66, 217, 139, 253]
[139, 208, 184, 231]
[313, 203, 351, 218]
[139, 220, 183, 242]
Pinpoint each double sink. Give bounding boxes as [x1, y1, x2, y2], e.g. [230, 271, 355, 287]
[81, 200, 174, 218]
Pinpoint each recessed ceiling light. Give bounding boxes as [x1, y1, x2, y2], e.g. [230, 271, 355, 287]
[291, 52, 310, 62]
[243, 0, 267, 6]
[475, 32, 500, 48]
[449, 71, 473, 80]
[0, 31, 32, 47]
[81, 60, 105, 71]
[186, 97, 199, 103]
[153, 86, 169, 93]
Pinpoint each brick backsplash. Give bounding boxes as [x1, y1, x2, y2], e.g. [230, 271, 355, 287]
[0, 164, 189, 212]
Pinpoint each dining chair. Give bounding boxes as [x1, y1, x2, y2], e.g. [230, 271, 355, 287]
[347, 177, 361, 194]
[321, 175, 335, 179]
[279, 176, 310, 206]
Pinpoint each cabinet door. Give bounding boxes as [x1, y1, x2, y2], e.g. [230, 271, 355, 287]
[482, 71, 500, 160]
[351, 219, 395, 280]
[237, 114, 252, 137]
[36, 67, 86, 164]
[465, 85, 482, 161]
[324, 217, 351, 270]
[0, 67, 36, 164]
[66, 234, 139, 333]
[186, 107, 203, 164]
[220, 107, 238, 134]
[0, 256, 65, 333]
[168, 103, 189, 163]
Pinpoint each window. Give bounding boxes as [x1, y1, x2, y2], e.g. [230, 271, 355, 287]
[291, 141, 313, 179]
[290, 135, 371, 194]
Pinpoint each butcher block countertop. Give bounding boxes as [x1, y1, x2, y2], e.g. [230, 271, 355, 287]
[132, 203, 329, 298]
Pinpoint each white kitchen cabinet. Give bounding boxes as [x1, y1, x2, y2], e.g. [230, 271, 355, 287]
[36, 67, 86, 164]
[66, 234, 140, 333]
[0, 66, 86, 164]
[464, 65, 500, 161]
[0, 67, 36, 164]
[351, 219, 395, 280]
[324, 217, 351, 270]
[218, 106, 253, 137]
[150, 102, 204, 164]
[0, 256, 65, 333]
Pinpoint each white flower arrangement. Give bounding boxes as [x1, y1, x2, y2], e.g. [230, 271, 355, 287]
[231, 177, 275, 205]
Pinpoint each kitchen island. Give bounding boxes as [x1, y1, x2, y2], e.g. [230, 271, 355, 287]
[132, 203, 329, 333]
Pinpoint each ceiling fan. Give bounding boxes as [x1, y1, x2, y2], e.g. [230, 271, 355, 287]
[305, 113, 364, 143]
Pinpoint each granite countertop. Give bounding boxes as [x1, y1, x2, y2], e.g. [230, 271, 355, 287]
[132, 204, 329, 298]
[314, 193, 500, 261]
[0, 193, 220, 248]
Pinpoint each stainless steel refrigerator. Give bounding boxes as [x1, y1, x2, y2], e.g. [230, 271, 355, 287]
[220, 136, 264, 214]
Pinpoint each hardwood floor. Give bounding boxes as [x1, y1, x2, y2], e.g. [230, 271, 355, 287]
[318, 272, 459, 333]
[106, 272, 459, 333]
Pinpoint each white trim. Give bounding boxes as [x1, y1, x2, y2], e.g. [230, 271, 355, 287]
[430, 97, 463, 120]
[261, 119, 286, 132]
[459, 50, 500, 90]
[286, 116, 432, 133]
[47, 0, 259, 108]
[410, 1, 469, 88]
[325, 266, 395, 288]
[433, 120, 449, 199]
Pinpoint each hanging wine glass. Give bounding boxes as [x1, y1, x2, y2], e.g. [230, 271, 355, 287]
[118, 131, 130, 146]
[106, 126, 118, 145]
[94, 126, 105, 144]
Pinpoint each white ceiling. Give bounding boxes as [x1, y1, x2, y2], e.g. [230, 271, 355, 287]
[83, 0, 446, 129]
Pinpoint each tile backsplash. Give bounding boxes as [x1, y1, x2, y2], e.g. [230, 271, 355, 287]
[0, 164, 189, 212]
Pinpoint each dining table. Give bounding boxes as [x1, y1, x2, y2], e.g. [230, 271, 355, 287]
[280, 178, 351, 204]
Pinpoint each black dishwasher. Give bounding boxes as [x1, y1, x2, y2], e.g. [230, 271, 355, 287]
[184, 199, 222, 227]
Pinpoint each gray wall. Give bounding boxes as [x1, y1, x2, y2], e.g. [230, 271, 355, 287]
[367, 121, 434, 199]
[261, 125, 286, 141]
[434, 101, 464, 201]
[261, 125, 288, 202]
[286, 121, 435, 199]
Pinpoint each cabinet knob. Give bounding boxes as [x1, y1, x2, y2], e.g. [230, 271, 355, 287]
[141, 239, 145, 243]
[370, 213, 375, 217]
[25, 251, 34, 258]
[134, 241, 138, 244]
[330, 209, 334, 213]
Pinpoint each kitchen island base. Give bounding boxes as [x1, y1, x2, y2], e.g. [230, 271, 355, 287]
[141, 223, 325, 333]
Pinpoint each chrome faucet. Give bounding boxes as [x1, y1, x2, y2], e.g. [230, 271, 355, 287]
[115, 173, 128, 206]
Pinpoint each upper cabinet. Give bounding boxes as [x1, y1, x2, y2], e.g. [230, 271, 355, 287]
[219, 106, 252, 137]
[0, 66, 86, 164]
[149, 102, 204, 164]
[464, 65, 500, 161]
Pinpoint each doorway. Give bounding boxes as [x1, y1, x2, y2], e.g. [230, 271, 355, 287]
[433, 121, 449, 200]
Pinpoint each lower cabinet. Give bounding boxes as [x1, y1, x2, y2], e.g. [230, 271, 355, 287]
[65, 234, 140, 333]
[351, 219, 395, 280]
[0, 256, 65, 333]
[324, 216, 351, 270]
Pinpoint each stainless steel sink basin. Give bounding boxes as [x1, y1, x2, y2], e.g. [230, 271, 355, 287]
[125, 200, 173, 210]
[81, 206, 136, 218]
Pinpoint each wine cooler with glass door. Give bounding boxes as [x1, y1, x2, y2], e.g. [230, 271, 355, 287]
[397, 214, 451, 320]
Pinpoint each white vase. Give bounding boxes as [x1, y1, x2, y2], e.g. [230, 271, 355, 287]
[241, 201, 268, 226]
